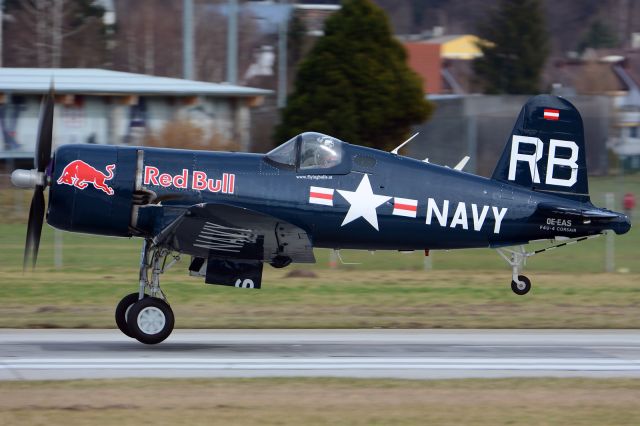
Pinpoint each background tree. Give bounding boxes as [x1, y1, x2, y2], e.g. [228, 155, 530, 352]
[112, 0, 182, 77]
[111, 0, 259, 81]
[4, 0, 108, 68]
[287, 11, 307, 78]
[275, 0, 432, 150]
[473, 0, 549, 94]
[578, 20, 618, 53]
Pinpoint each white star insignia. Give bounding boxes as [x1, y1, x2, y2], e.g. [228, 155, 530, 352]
[337, 174, 391, 231]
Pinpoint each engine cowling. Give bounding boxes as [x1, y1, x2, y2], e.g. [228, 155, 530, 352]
[48, 144, 138, 237]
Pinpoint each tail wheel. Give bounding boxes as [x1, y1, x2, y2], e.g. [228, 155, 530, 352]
[115, 293, 146, 338]
[127, 297, 175, 345]
[511, 275, 532, 295]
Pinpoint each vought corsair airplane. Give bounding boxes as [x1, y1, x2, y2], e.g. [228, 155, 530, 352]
[11, 92, 631, 344]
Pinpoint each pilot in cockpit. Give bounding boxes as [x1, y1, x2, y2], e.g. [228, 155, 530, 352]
[300, 135, 340, 169]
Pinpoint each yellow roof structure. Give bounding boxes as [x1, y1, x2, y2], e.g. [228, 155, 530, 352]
[427, 34, 485, 60]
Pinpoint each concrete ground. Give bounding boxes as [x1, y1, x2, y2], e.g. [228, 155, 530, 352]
[1, 329, 640, 380]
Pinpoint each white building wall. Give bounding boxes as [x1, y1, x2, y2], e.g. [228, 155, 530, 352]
[1, 94, 252, 157]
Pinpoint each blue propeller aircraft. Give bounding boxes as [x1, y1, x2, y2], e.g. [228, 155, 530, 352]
[11, 92, 631, 344]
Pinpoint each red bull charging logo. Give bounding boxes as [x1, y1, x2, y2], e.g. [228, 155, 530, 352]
[57, 160, 116, 195]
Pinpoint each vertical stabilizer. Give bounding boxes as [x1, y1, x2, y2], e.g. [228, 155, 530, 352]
[491, 95, 589, 202]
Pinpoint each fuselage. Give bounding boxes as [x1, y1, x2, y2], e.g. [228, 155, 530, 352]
[47, 142, 629, 253]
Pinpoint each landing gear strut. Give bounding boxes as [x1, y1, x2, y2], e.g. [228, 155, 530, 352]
[114, 239, 179, 344]
[497, 246, 532, 295]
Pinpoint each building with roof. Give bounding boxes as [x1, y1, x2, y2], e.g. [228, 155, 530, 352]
[544, 49, 640, 170]
[404, 43, 442, 94]
[404, 34, 485, 95]
[425, 34, 484, 60]
[0, 68, 271, 161]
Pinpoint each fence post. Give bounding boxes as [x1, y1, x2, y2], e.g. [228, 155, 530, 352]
[605, 192, 615, 273]
[423, 250, 432, 271]
[329, 249, 338, 269]
[54, 229, 63, 268]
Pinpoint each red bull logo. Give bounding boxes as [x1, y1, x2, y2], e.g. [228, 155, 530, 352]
[57, 160, 116, 195]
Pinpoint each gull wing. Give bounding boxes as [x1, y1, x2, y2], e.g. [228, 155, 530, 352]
[153, 203, 315, 263]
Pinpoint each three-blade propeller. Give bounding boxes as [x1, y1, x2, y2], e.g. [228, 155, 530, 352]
[22, 88, 54, 271]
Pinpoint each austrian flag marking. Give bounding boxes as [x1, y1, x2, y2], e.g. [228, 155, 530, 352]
[543, 109, 560, 120]
[392, 197, 418, 218]
[309, 186, 334, 206]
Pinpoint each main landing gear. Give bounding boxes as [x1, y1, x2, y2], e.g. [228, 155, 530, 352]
[115, 239, 179, 344]
[496, 234, 603, 296]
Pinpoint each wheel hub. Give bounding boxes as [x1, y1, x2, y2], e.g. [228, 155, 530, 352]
[136, 306, 166, 335]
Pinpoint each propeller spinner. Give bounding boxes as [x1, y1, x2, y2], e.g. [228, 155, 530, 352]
[10, 88, 55, 271]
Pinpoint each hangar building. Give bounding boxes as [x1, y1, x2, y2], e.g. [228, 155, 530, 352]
[0, 68, 271, 163]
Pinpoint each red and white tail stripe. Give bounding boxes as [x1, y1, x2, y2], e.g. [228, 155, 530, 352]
[309, 186, 334, 206]
[543, 109, 559, 120]
[392, 197, 418, 218]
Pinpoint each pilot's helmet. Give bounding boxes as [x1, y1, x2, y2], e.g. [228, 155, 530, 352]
[318, 136, 335, 148]
[318, 139, 338, 166]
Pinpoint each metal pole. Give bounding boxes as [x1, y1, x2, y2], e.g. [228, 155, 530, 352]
[423, 252, 432, 271]
[605, 192, 615, 273]
[51, 0, 63, 68]
[329, 249, 338, 269]
[11, 159, 25, 216]
[226, 0, 238, 84]
[183, 0, 194, 80]
[54, 229, 63, 268]
[0, 0, 4, 68]
[277, 12, 288, 108]
[466, 115, 477, 174]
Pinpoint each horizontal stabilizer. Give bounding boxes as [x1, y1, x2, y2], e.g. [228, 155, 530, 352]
[537, 203, 618, 221]
[581, 209, 619, 219]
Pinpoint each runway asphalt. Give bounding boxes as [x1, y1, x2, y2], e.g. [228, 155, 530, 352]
[1, 329, 640, 380]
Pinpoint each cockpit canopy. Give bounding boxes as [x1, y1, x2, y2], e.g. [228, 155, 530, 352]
[266, 132, 346, 171]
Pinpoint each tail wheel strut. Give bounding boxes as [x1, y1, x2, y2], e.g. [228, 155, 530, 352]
[496, 234, 603, 295]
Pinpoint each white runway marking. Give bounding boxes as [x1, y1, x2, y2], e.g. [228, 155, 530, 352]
[3, 357, 640, 371]
[2, 329, 640, 380]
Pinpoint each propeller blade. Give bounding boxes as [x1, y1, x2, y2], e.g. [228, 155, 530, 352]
[35, 88, 55, 172]
[23, 186, 45, 271]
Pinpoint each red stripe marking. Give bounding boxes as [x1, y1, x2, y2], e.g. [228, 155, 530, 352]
[543, 109, 559, 120]
[310, 192, 333, 200]
[395, 203, 417, 211]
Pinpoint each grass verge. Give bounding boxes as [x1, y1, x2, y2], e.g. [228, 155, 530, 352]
[1, 377, 640, 426]
[1, 269, 639, 329]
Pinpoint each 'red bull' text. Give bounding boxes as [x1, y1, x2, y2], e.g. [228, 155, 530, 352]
[143, 166, 235, 194]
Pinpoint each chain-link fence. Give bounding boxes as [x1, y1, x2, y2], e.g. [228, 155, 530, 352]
[409, 95, 612, 177]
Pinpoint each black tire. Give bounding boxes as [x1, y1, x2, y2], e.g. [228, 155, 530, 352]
[127, 297, 175, 345]
[511, 275, 532, 295]
[115, 293, 146, 338]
